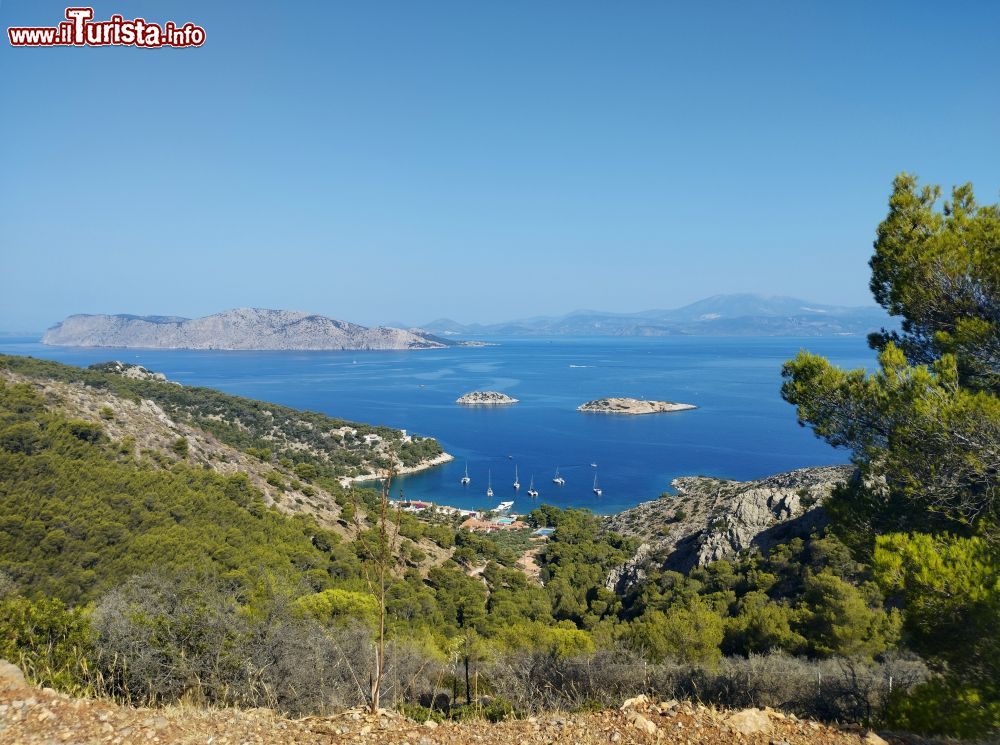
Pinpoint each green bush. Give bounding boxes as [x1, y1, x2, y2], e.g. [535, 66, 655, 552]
[171, 437, 189, 457]
[0, 595, 92, 694]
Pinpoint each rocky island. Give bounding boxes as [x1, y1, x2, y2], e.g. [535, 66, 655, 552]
[42, 308, 453, 351]
[456, 391, 519, 405]
[577, 397, 696, 414]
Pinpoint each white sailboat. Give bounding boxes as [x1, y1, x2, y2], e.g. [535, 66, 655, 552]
[461, 462, 471, 485]
[513, 465, 520, 490]
[527, 475, 538, 498]
[552, 467, 565, 486]
[593, 472, 602, 496]
[486, 469, 493, 498]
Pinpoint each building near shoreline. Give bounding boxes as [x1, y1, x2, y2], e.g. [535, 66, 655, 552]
[393, 499, 480, 519]
[460, 515, 527, 533]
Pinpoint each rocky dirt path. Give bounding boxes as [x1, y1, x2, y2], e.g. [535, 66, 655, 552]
[0, 668, 900, 745]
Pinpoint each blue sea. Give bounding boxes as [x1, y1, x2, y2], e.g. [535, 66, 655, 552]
[0, 337, 873, 514]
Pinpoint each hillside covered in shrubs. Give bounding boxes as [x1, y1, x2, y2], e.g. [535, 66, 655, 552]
[0, 354, 931, 728]
[1, 174, 998, 740]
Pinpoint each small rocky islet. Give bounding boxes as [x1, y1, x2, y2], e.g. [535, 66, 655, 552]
[456, 391, 519, 405]
[577, 397, 697, 414]
[454, 393, 696, 412]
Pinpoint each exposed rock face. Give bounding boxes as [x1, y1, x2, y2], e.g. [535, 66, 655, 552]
[456, 391, 519, 405]
[604, 465, 853, 591]
[578, 397, 696, 414]
[42, 308, 451, 351]
[88, 360, 170, 383]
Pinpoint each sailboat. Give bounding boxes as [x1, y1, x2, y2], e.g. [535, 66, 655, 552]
[552, 467, 565, 486]
[513, 465, 520, 490]
[486, 469, 493, 498]
[461, 462, 471, 485]
[527, 475, 538, 498]
[592, 472, 602, 496]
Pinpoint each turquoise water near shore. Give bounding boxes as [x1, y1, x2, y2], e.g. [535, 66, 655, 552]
[1, 336, 873, 514]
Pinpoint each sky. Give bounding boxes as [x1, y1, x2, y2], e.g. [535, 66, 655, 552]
[1, 1, 998, 331]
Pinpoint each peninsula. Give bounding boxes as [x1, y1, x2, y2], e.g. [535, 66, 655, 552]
[42, 308, 452, 351]
[577, 397, 696, 414]
[456, 391, 519, 405]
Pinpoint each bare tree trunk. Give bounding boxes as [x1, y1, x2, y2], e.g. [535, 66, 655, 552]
[355, 463, 399, 714]
[465, 656, 471, 706]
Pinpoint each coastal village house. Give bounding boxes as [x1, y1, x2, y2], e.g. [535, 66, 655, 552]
[460, 515, 527, 533]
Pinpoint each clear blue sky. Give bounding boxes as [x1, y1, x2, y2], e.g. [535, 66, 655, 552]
[1, 1, 998, 331]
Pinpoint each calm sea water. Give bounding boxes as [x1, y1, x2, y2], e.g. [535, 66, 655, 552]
[1, 337, 872, 514]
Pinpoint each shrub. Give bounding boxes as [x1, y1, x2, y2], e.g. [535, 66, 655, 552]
[887, 679, 1000, 739]
[171, 437, 189, 457]
[487, 648, 929, 722]
[292, 588, 378, 628]
[622, 600, 724, 665]
[294, 462, 318, 481]
[66, 420, 103, 443]
[0, 594, 93, 694]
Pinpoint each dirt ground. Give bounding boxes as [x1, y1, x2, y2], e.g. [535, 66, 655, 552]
[1, 677, 903, 745]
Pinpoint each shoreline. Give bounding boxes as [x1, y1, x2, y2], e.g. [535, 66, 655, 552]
[340, 451, 454, 487]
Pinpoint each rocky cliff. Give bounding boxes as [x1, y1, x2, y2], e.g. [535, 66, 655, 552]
[42, 308, 451, 350]
[604, 465, 853, 591]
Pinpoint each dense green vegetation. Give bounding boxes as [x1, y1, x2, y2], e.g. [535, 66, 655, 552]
[0, 354, 442, 479]
[783, 174, 999, 737]
[0, 380, 362, 604]
[0, 371, 910, 717]
[1, 174, 994, 734]
[620, 535, 899, 664]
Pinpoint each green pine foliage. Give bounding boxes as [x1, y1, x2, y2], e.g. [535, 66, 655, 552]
[0, 363, 915, 689]
[782, 174, 999, 737]
[0, 379, 355, 604]
[619, 535, 899, 661]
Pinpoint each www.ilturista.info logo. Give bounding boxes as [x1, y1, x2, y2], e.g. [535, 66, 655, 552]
[8, 7, 205, 48]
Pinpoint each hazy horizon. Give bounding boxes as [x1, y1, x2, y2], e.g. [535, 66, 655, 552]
[0, 291, 891, 334]
[2, 1, 998, 330]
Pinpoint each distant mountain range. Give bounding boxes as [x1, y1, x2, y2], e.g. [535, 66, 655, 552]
[43, 308, 454, 350]
[419, 294, 891, 338]
[38, 296, 892, 350]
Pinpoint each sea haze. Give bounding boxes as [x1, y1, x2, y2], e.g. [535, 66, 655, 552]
[2, 336, 873, 514]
